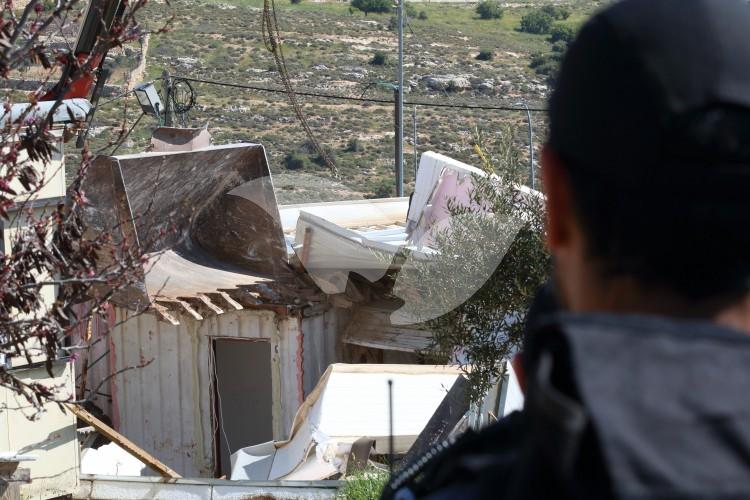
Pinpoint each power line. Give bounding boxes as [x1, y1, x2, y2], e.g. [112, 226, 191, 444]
[96, 88, 135, 108]
[172, 75, 547, 113]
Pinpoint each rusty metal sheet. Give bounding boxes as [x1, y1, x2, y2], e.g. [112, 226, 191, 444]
[82, 143, 290, 308]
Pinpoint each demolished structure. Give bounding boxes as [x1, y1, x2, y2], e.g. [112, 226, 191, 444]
[71, 129, 534, 482]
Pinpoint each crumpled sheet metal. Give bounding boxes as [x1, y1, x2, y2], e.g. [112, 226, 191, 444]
[82, 143, 290, 313]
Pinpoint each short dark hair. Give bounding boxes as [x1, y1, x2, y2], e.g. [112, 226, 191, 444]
[561, 106, 750, 301]
[548, 0, 750, 303]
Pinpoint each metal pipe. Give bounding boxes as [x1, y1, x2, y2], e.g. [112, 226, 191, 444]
[388, 379, 394, 474]
[396, 0, 405, 197]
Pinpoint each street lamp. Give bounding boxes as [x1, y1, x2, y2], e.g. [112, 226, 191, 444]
[516, 101, 535, 190]
[111, 82, 163, 155]
[134, 82, 163, 119]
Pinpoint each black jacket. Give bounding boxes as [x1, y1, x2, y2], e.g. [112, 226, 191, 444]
[384, 314, 750, 500]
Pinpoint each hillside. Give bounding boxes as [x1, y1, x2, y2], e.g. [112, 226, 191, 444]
[87, 0, 602, 201]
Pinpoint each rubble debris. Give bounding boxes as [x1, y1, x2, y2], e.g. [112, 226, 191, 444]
[69, 404, 181, 479]
[81, 443, 147, 477]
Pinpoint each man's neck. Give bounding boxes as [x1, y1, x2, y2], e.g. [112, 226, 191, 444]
[714, 295, 750, 333]
[573, 276, 750, 334]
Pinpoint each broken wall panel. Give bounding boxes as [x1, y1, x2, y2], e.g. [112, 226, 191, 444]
[70, 303, 118, 419]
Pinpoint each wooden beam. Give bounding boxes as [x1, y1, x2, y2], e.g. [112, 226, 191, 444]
[152, 303, 180, 326]
[224, 288, 263, 307]
[207, 291, 243, 311]
[195, 293, 224, 315]
[173, 299, 204, 321]
[67, 404, 181, 479]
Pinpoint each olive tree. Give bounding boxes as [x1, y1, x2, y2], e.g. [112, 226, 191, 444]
[392, 125, 550, 402]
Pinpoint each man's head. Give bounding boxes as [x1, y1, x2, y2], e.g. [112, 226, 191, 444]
[543, 0, 750, 319]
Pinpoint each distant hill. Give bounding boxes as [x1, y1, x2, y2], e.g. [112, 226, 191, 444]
[86, 0, 597, 199]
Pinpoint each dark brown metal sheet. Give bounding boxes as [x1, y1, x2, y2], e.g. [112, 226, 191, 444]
[82, 143, 289, 309]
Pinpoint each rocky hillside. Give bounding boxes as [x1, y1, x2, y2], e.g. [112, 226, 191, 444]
[88, 0, 601, 200]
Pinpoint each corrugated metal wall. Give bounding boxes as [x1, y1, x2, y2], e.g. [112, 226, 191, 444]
[106, 308, 304, 477]
[301, 309, 345, 398]
[73, 303, 350, 478]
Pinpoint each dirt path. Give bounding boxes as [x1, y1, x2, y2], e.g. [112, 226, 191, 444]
[127, 33, 150, 90]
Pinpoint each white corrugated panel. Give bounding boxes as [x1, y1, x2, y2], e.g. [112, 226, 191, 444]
[301, 309, 341, 398]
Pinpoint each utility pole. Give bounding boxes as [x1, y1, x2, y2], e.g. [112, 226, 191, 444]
[412, 105, 418, 179]
[516, 101, 535, 190]
[162, 70, 173, 127]
[394, 88, 402, 196]
[395, 0, 405, 197]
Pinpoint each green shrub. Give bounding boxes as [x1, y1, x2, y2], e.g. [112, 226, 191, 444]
[388, 15, 398, 31]
[283, 152, 307, 170]
[418, 10, 428, 20]
[476, 0, 504, 20]
[529, 51, 564, 84]
[404, 1, 417, 18]
[551, 40, 568, 53]
[370, 51, 389, 65]
[372, 180, 394, 198]
[548, 24, 575, 44]
[312, 146, 336, 167]
[345, 137, 364, 152]
[337, 469, 389, 500]
[351, 0, 391, 16]
[540, 4, 571, 20]
[476, 49, 493, 61]
[519, 10, 554, 34]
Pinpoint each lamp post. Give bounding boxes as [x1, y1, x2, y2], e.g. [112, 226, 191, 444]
[516, 101, 535, 190]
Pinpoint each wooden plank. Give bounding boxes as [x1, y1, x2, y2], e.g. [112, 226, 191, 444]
[342, 332, 432, 352]
[176, 299, 204, 320]
[152, 303, 180, 326]
[67, 404, 182, 479]
[195, 294, 224, 315]
[209, 291, 243, 311]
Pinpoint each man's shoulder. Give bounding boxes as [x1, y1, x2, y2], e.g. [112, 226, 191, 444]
[529, 313, 750, 499]
[386, 314, 750, 500]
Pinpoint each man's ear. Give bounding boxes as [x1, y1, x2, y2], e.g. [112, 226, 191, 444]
[542, 145, 573, 253]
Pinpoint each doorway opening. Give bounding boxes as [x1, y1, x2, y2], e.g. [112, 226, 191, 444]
[211, 338, 273, 477]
